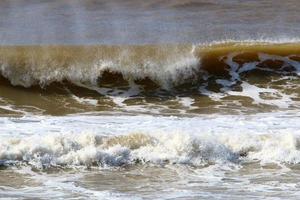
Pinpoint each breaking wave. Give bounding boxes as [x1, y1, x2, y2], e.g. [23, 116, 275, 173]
[1, 131, 300, 169]
[0, 41, 300, 88]
[1, 41, 300, 115]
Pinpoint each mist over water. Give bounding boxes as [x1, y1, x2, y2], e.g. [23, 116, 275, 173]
[1, 1, 300, 199]
[1, 0, 300, 44]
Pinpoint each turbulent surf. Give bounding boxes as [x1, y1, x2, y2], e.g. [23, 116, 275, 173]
[2, 0, 300, 199]
[1, 42, 300, 116]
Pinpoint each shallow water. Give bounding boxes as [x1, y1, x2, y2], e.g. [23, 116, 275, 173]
[1, 0, 300, 199]
[1, 113, 300, 199]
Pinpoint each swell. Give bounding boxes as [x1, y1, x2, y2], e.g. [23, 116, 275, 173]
[197, 42, 300, 74]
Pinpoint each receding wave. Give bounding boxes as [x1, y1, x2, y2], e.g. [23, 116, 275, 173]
[1, 41, 300, 115]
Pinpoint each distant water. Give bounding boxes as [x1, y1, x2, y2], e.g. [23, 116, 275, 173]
[0, 0, 300, 44]
[1, 1, 300, 199]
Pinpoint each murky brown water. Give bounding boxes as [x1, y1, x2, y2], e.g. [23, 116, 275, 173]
[1, 1, 300, 199]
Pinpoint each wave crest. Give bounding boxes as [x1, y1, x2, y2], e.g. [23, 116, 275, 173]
[1, 42, 300, 115]
[0, 42, 300, 89]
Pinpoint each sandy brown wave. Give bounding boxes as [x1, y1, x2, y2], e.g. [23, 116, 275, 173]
[0, 42, 299, 89]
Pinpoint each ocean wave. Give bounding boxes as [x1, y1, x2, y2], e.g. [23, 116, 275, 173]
[0, 44, 198, 88]
[1, 41, 300, 115]
[1, 131, 300, 169]
[0, 42, 299, 89]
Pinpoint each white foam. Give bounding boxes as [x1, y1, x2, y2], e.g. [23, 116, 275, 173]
[228, 81, 295, 108]
[1, 112, 300, 168]
[199, 83, 226, 101]
[202, 38, 300, 47]
[200, 52, 300, 108]
[177, 97, 197, 109]
[0, 132, 235, 168]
